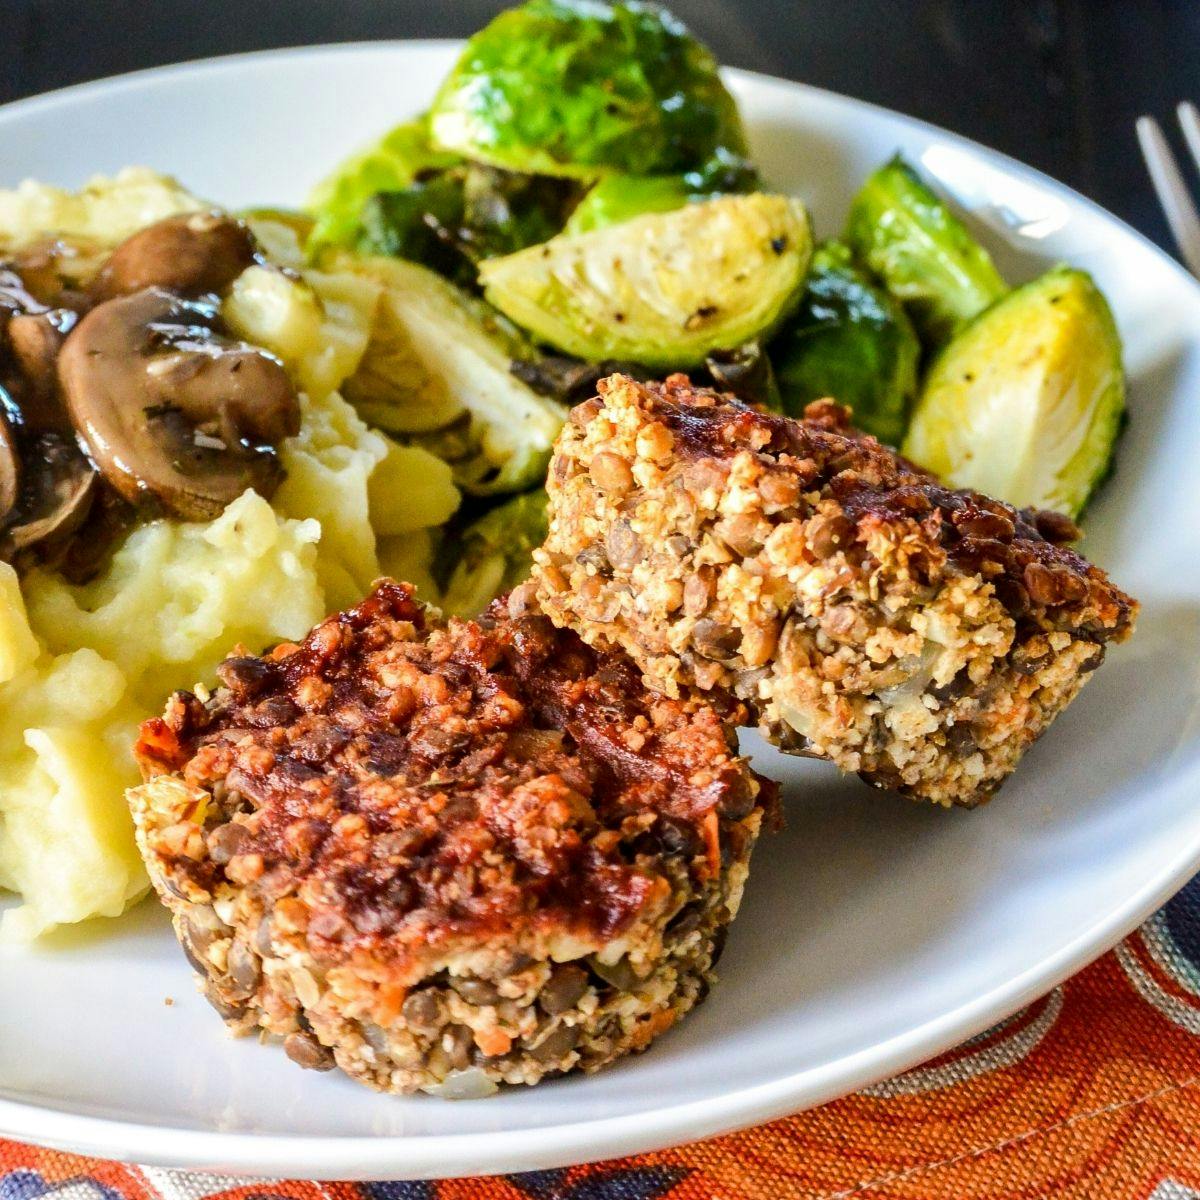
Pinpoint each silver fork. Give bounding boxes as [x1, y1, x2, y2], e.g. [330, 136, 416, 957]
[1137, 101, 1200, 276]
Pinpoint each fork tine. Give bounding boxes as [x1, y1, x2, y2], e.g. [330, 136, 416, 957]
[1137, 113, 1200, 276]
[1176, 101, 1200, 177]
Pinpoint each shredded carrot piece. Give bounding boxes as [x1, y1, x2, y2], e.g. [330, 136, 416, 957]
[375, 984, 407, 1025]
[474, 1027, 513, 1057]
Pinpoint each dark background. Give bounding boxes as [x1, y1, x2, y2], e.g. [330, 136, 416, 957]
[2, 0, 1198, 255]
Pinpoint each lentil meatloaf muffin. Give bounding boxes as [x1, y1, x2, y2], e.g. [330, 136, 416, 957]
[531, 373, 1137, 807]
[129, 580, 773, 1097]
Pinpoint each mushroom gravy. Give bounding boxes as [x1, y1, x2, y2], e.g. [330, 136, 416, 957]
[0, 213, 300, 578]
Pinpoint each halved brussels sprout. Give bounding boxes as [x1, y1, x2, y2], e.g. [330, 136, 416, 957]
[770, 240, 920, 445]
[241, 208, 315, 269]
[441, 490, 549, 617]
[306, 118, 462, 252]
[428, 0, 749, 180]
[564, 174, 692, 236]
[338, 255, 566, 494]
[360, 164, 580, 282]
[845, 156, 1007, 348]
[459, 165, 581, 256]
[902, 266, 1125, 518]
[358, 176, 470, 283]
[563, 151, 760, 236]
[480, 193, 812, 368]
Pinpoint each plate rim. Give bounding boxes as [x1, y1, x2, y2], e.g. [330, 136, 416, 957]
[2, 40, 1199, 1180]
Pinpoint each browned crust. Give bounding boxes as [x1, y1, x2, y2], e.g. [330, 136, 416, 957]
[532, 374, 1138, 806]
[136, 580, 771, 969]
[129, 581, 771, 1093]
[589, 375, 1134, 635]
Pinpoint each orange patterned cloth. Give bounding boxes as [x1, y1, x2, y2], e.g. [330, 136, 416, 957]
[5, 878, 1200, 1199]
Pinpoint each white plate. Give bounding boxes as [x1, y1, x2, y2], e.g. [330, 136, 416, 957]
[1, 42, 1199, 1183]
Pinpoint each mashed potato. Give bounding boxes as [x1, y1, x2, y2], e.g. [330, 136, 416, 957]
[0, 172, 459, 938]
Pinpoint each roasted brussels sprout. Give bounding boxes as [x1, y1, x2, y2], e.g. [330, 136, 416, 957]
[903, 266, 1125, 518]
[845, 156, 1007, 348]
[510, 354, 653, 405]
[240, 208, 315, 244]
[705, 342, 780, 409]
[564, 174, 692, 236]
[428, 0, 749, 180]
[564, 150, 759, 235]
[480, 193, 811, 368]
[440, 490, 549, 617]
[306, 119, 461, 252]
[459, 165, 581, 255]
[770, 240, 919, 445]
[339, 255, 565, 494]
[360, 164, 580, 271]
[358, 177, 471, 284]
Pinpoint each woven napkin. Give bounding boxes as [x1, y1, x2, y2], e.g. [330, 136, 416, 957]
[4, 875, 1200, 1199]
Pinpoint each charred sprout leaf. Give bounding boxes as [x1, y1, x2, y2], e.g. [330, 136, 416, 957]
[705, 342, 780, 409]
[770, 240, 919, 445]
[306, 118, 462, 253]
[338, 255, 565, 495]
[359, 178, 473, 286]
[460, 165, 581, 257]
[845, 156, 1007, 348]
[440, 490, 549, 617]
[684, 147, 762, 196]
[510, 354, 655, 404]
[903, 265, 1125, 518]
[480, 193, 812, 368]
[428, 0, 749, 179]
[356, 165, 579, 284]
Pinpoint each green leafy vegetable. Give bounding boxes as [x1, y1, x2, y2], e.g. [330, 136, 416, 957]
[459, 165, 580, 256]
[428, 0, 749, 179]
[564, 149, 760, 235]
[359, 177, 471, 283]
[356, 164, 578, 284]
[440, 490, 549, 617]
[510, 354, 654, 405]
[339, 255, 565, 494]
[306, 118, 461, 252]
[705, 342, 780, 409]
[564, 174, 693, 235]
[902, 265, 1125, 518]
[845, 155, 1007, 347]
[480, 193, 811, 368]
[770, 240, 919, 445]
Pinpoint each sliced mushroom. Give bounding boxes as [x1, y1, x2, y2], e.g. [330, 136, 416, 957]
[2, 433, 96, 554]
[50, 486, 136, 584]
[0, 410, 20, 523]
[93, 212, 259, 299]
[3, 239, 102, 309]
[58, 286, 300, 520]
[5, 309, 77, 434]
[0, 266, 47, 319]
[144, 336, 300, 448]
